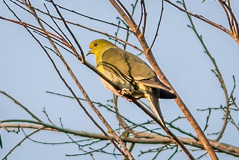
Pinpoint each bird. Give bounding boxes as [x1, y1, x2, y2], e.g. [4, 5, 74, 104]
[87, 39, 176, 126]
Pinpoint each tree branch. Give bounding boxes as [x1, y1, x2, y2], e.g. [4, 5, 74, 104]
[164, 0, 239, 45]
[180, 0, 230, 142]
[0, 90, 42, 122]
[2, 127, 43, 159]
[1, 121, 239, 157]
[109, 0, 217, 159]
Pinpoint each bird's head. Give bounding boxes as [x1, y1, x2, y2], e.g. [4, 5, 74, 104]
[87, 39, 116, 57]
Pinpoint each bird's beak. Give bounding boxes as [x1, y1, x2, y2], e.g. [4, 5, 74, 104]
[86, 50, 93, 56]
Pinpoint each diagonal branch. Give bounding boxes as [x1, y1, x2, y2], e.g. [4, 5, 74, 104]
[0, 90, 42, 122]
[10, 0, 144, 53]
[140, 0, 147, 38]
[218, 0, 239, 42]
[109, 0, 218, 159]
[22, 1, 134, 159]
[2, 127, 43, 159]
[180, 0, 230, 142]
[1, 0, 131, 158]
[131, 99, 195, 160]
[164, 0, 239, 45]
[150, 0, 164, 49]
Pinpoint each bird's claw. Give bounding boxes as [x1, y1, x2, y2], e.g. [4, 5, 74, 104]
[117, 89, 133, 102]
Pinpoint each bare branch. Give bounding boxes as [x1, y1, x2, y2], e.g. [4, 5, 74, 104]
[140, 0, 147, 38]
[0, 90, 42, 122]
[131, 99, 195, 160]
[20, 1, 134, 158]
[179, 0, 230, 142]
[51, 1, 132, 32]
[10, 0, 143, 52]
[1, 1, 238, 159]
[2, 127, 43, 159]
[109, 1, 216, 159]
[1, 121, 239, 157]
[164, 0, 239, 45]
[49, 0, 85, 63]
[150, 0, 164, 49]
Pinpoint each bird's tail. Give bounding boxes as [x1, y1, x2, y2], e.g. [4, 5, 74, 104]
[145, 93, 166, 127]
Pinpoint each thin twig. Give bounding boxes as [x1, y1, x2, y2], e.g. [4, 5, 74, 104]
[123, 0, 139, 50]
[2, 127, 43, 160]
[203, 108, 211, 132]
[49, 0, 85, 63]
[49, 1, 132, 32]
[16, 0, 142, 52]
[150, 0, 164, 49]
[164, 0, 239, 45]
[42, 107, 55, 125]
[0, 90, 42, 122]
[11, 0, 65, 40]
[140, 0, 147, 38]
[166, 122, 198, 140]
[59, 119, 95, 159]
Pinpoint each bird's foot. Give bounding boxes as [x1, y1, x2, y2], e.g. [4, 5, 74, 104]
[117, 89, 133, 102]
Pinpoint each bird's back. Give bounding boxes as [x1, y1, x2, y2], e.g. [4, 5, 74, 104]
[97, 47, 176, 99]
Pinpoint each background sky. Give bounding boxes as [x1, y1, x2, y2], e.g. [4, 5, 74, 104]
[1, 0, 239, 159]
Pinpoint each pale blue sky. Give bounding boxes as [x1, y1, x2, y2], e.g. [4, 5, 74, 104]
[1, 0, 239, 159]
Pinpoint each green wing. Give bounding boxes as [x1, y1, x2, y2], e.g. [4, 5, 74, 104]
[99, 47, 176, 99]
[99, 47, 155, 82]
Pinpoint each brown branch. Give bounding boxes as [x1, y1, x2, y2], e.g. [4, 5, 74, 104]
[2, 2, 129, 157]
[109, 0, 218, 159]
[0, 9, 138, 159]
[21, 1, 134, 159]
[131, 99, 195, 160]
[0, 90, 42, 122]
[218, 0, 239, 42]
[116, 0, 135, 24]
[150, 0, 164, 49]
[44, 42, 132, 159]
[137, 0, 143, 30]
[0, 16, 65, 45]
[219, 0, 233, 31]
[50, 0, 85, 63]
[1, 122, 239, 157]
[179, 0, 230, 142]
[164, 0, 239, 45]
[51, 1, 132, 32]
[140, 0, 147, 38]
[0, 16, 125, 93]
[9, 0, 143, 53]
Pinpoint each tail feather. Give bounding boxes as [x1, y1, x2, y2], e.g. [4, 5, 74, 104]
[145, 93, 166, 127]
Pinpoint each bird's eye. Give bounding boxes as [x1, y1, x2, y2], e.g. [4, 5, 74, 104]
[94, 43, 97, 47]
